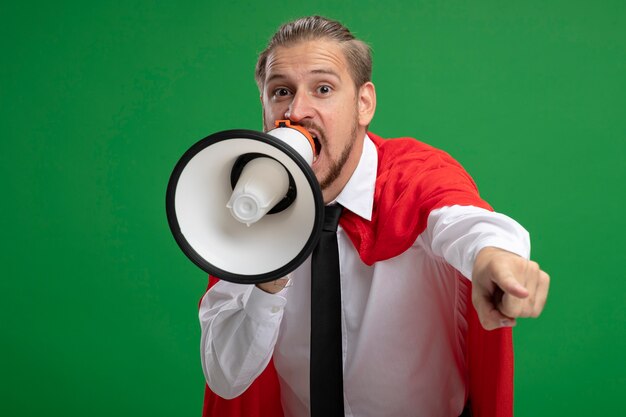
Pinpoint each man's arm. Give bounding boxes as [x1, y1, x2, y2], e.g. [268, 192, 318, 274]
[199, 280, 286, 398]
[423, 205, 550, 329]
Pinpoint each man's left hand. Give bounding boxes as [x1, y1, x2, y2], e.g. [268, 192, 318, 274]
[472, 247, 550, 330]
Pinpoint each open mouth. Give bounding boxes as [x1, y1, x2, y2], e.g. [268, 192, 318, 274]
[312, 136, 322, 162]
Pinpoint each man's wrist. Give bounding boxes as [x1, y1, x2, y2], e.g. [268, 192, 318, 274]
[256, 277, 291, 294]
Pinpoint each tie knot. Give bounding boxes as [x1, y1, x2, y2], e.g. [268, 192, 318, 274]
[323, 205, 343, 232]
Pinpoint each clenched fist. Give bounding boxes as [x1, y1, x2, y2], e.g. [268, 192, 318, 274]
[472, 247, 550, 330]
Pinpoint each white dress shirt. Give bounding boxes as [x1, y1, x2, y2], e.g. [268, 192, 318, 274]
[199, 135, 530, 417]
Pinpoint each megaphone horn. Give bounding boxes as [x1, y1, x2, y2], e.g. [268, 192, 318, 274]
[166, 120, 324, 284]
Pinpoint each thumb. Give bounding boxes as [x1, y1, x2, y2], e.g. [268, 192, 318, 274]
[495, 269, 529, 319]
[495, 270, 529, 299]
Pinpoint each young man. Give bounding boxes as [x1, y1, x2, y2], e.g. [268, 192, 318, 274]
[199, 16, 549, 417]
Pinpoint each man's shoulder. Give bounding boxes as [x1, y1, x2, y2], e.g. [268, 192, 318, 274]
[368, 131, 437, 150]
[367, 131, 463, 171]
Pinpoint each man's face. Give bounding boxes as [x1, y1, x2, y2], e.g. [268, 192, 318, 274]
[260, 39, 375, 203]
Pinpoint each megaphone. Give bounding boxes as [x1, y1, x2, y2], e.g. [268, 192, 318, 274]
[166, 120, 324, 284]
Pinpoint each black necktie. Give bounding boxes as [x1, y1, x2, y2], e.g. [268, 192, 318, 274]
[310, 204, 345, 417]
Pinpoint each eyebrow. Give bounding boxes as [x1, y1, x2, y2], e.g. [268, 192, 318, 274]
[265, 68, 342, 85]
[310, 68, 341, 78]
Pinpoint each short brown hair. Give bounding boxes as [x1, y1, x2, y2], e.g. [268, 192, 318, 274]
[255, 16, 372, 91]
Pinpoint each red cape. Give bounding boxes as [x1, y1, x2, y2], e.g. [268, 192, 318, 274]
[201, 133, 514, 417]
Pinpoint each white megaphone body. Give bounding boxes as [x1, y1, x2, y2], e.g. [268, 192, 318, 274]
[166, 120, 324, 284]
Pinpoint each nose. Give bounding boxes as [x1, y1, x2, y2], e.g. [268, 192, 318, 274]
[284, 91, 314, 122]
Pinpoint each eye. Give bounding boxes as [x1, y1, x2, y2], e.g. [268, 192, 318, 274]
[317, 85, 332, 95]
[272, 87, 292, 98]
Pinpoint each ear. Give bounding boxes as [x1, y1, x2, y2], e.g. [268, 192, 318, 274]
[357, 82, 376, 127]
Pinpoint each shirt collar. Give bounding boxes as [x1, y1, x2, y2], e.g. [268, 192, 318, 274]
[333, 134, 377, 221]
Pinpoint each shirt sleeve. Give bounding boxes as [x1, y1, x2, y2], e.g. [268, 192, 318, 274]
[199, 280, 287, 399]
[422, 205, 531, 280]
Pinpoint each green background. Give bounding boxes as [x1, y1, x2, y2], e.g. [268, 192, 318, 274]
[2, 1, 624, 415]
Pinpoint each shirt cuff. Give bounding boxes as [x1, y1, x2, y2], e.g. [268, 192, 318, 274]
[473, 236, 530, 260]
[243, 285, 287, 322]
